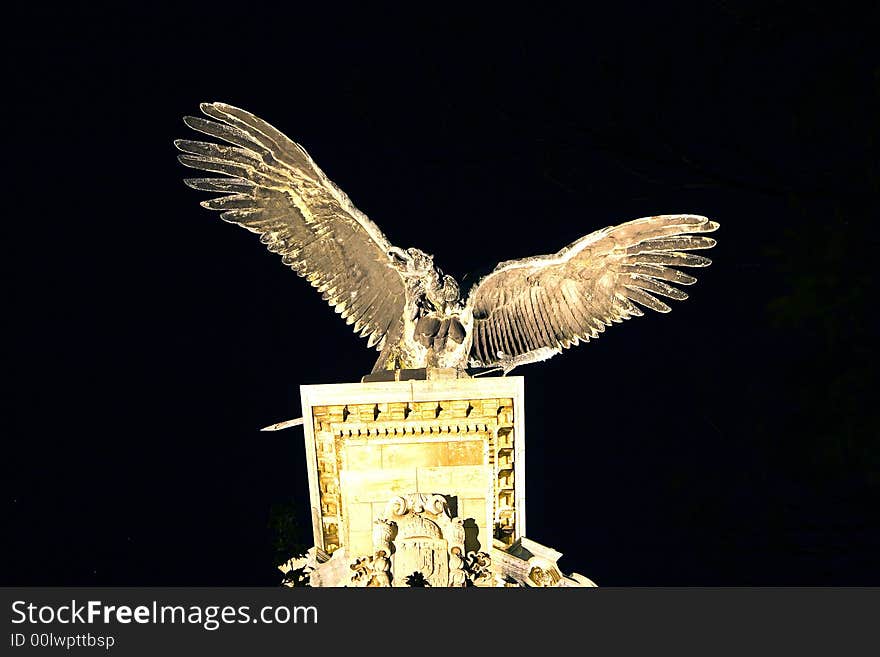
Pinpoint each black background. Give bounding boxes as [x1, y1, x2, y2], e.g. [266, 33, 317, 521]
[7, 2, 878, 585]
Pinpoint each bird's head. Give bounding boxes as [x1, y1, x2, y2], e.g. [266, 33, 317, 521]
[388, 247, 436, 278]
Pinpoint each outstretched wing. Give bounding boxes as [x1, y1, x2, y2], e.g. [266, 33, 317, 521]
[175, 102, 407, 350]
[466, 214, 719, 367]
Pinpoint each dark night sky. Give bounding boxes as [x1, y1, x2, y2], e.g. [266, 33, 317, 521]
[6, 3, 879, 585]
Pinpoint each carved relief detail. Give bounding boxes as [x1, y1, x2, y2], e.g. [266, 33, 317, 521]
[372, 518, 395, 555]
[312, 397, 517, 557]
[528, 565, 558, 587]
[465, 550, 494, 585]
[312, 406, 343, 553]
[344, 493, 500, 587]
[386, 494, 452, 587]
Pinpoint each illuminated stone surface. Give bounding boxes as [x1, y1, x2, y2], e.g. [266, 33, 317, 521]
[279, 372, 596, 587]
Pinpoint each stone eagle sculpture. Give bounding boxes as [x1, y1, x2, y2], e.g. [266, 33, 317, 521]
[176, 103, 718, 375]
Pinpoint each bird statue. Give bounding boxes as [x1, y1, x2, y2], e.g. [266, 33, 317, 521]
[176, 103, 718, 377]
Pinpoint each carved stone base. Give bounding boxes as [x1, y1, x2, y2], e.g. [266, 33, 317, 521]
[279, 495, 596, 588]
[277, 377, 597, 588]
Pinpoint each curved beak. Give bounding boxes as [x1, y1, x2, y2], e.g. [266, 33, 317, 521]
[387, 247, 411, 271]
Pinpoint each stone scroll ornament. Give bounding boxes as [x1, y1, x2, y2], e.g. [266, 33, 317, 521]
[176, 104, 719, 376]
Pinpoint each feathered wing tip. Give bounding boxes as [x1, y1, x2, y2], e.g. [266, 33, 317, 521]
[467, 214, 720, 367]
[175, 102, 408, 352]
[617, 215, 718, 314]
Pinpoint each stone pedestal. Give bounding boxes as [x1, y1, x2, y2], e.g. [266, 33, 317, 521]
[279, 372, 596, 587]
